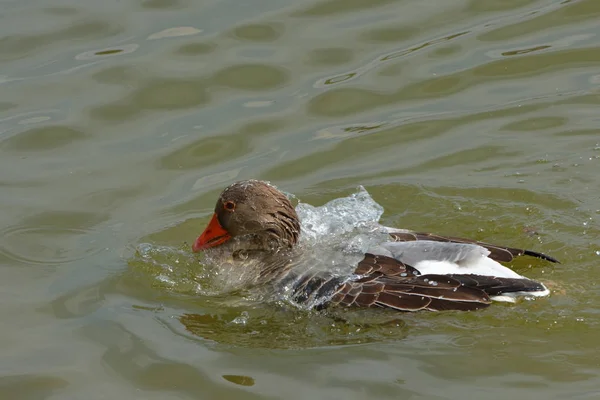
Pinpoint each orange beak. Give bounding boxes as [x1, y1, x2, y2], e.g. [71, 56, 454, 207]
[192, 213, 231, 252]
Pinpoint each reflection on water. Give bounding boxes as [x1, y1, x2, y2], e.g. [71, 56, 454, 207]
[2, 0, 600, 398]
[178, 308, 409, 349]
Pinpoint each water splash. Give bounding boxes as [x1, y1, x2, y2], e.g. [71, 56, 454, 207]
[133, 186, 389, 303]
[294, 187, 389, 274]
[296, 186, 384, 242]
[130, 243, 209, 295]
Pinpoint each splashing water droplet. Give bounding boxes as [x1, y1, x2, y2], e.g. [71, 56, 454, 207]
[296, 186, 384, 241]
[231, 311, 249, 325]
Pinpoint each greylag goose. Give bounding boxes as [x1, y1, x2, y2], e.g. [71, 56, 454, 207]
[192, 180, 557, 312]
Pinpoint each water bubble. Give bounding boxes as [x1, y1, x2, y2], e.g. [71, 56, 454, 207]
[231, 311, 249, 325]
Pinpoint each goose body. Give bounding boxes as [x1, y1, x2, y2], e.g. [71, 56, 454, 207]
[193, 180, 557, 312]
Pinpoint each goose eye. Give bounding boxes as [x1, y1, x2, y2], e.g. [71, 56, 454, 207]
[223, 201, 236, 211]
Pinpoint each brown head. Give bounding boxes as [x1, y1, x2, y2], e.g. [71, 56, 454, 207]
[192, 180, 301, 253]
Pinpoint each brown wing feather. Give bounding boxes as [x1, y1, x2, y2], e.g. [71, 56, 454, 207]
[327, 254, 492, 312]
[354, 253, 421, 277]
[446, 274, 547, 296]
[388, 231, 559, 263]
[295, 251, 548, 312]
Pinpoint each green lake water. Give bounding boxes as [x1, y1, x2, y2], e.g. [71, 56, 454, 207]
[1, 1, 599, 399]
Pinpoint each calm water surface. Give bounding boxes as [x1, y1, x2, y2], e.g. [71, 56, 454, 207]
[1, 0, 600, 399]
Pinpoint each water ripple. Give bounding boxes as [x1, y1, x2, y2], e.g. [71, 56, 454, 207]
[0, 226, 102, 266]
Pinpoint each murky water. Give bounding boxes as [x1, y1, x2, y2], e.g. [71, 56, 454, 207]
[1, 0, 600, 399]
